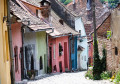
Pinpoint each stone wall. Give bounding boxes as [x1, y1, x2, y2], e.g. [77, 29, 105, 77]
[111, 8, 120, 72]
[97, 36, 112, 71]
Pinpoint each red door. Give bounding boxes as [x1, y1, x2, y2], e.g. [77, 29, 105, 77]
[64, 42, 68, 68]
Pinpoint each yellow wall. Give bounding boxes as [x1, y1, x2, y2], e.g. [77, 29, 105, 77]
[0, 0, 11, 84]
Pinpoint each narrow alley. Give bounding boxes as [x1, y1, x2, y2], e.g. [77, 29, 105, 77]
[18, 71, 113, 84]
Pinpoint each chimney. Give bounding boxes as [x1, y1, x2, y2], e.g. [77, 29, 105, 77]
[86, 0, 91, 10]
[39, 0, 51, 18]
[73, 0, 76, 10]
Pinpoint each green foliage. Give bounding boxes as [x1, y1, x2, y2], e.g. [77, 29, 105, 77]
[27, 70, 35, 78]
[100, 71, 112, 80]
[101, 46, 107, 72]
[47, 66, 52, 74]
[59, 0, 66, 3]
[114, 71, 120, 84]
[93, 39, 102, 80]
[64, 0, 72, 5]
[100, 0, 105, 4]
[59, 0, 72, 5]
[85, 69, 93, 79]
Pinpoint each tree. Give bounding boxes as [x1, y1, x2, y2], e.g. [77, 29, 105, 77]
[92, 0, 102, 80]
[101, 45, 107, 71]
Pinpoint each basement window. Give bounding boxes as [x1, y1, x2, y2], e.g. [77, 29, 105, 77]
[115, 47, 118, 55]
[59, 43, 63, 56]
[40, 56, 43, 70]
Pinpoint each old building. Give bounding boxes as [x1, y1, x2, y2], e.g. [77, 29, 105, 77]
[11, 21, 22, 81]
[0, 0, 11, 84]
[90, 14, 112, 71]
[50, 0, 89, 70]
[111, 4, 120, 72]
[48, 10, 79, 72]
[10, 0, 53, 81]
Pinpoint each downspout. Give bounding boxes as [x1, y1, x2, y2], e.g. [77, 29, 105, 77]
[69, 34, 73, 71]
[46, 28, 54, 73]
[21, 25, 27, 79]
[7, 0, 15, 84]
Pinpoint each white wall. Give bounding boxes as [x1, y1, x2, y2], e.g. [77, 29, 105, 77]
[75, 17, 88, 70]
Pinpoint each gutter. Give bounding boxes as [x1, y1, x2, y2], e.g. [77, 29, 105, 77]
[7, 0, 15, 84]
[52, 33, 79, 38]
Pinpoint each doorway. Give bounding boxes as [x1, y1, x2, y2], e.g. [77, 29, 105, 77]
[59, 61, 62, 72]
[31, 56, 34, 70]
[78, 54, 80, 70]
[49, 47, 52, 67]
[64, 42, 68, 69]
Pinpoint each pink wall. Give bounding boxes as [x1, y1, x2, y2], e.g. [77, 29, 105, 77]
[11, 22, 22, 81]
[89, 36, 93, 66]
[49, 36, 70, 73]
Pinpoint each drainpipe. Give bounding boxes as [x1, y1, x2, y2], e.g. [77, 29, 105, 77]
[69, 34, 74, 71]
[21, 25, 27, 79]
[46, 28, 54, 73]
[7, 0, 15, 84]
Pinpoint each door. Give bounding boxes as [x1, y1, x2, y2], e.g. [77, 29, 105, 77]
[59, 61, 62, 72]
[49, 47, 52, 67]
[78, 54, 80, 70]
[64, 42, 68, 68]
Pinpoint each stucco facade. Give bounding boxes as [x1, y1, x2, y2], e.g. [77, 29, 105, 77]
[75, 17, 88, 70]
[11, 22, 22, 81]
[24, 31, 47, 76]
[36, 31, 47, 74]
[49, 36, 70, 72]
[69, 36, 77, 70]
[0, 0, 11, 84]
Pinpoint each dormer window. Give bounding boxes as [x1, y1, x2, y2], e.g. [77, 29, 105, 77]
[36, 9, 38, 17]
[86, 0, 91, 10]
[59, 19, 64, 25]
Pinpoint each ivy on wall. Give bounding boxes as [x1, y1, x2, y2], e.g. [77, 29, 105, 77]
[100, 0, 120, 8]
[59, 0, 72, 5]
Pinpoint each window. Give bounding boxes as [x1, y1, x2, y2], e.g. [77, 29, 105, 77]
[36, 9, 38, 17]
[14, 46, 18, 72]
[40, 56, 43, 70]
[84, 56, 86, 61]
[115, 47, 118, 55]
[59, 43, 63, 56]
[79, 30, 81, 37]
[53, 44, 56, 59]
[59, 19, 64, 25]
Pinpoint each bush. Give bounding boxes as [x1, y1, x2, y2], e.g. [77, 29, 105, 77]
[100, 71, 112, 80]
[64, 0, 72, 5]
[101, 46, 107, 72]
[93, 39, 101, 80]
[85, 69, 93, 79]
[47, 66, 52, 74]
[114, 71, 120, 84]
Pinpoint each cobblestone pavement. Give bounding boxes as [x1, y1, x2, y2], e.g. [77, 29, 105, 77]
[27, 71, 114, 84]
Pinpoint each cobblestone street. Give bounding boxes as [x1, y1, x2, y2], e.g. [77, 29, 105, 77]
[27, 71, 113, 84]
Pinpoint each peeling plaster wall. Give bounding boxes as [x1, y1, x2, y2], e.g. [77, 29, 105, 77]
[36, 31, 47, 74]
[11, 22, 22, 81]
[24, 32, 38, 72]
